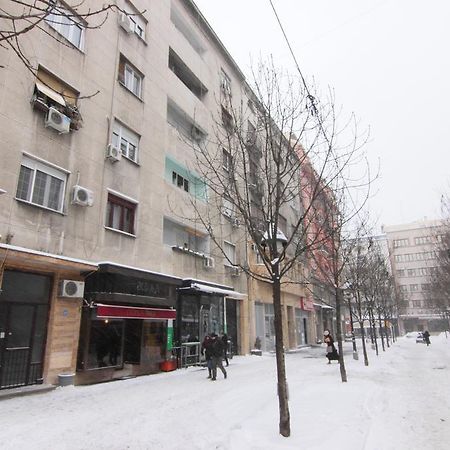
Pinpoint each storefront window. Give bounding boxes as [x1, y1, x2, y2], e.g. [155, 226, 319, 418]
[181, 297, 199, 342]
[87, 320, 123, 368]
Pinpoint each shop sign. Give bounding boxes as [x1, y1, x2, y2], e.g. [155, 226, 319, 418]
[300, 298, 315, 311]
[97, 304, 176, 320]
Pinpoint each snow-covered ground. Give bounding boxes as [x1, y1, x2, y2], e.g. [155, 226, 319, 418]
[1, 334, 449, 450]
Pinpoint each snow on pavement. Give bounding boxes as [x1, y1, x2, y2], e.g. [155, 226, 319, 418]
[0, 334, 449, 450]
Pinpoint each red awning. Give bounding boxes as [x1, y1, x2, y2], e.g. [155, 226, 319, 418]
[96, 304, 176, 320]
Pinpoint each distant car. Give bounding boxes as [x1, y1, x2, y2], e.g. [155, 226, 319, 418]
[416, 332, 425, 343]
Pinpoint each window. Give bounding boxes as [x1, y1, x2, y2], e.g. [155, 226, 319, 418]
[222, 148, 232, 171]
[393, 238, 409, 248]
[410, 284, 419, 292]
[16, 155, 67, 213]
[106, 193, 137, 235]
[421, 284, 431, 291]
[46, 2, 85, 49]
[414, 236, 432, 245]
[223, 241, 236, 265]
[399, 285, 408, 293]
[118, 56, 143, 98]
[396, 269, 405, 277]
[222, 196, 234, 218]
[125, 7, 146, 40]
[221, 106, 233, 130]
[407, 269, 416, 277]
[172, 171, 189, 192]
[165, 156, 207, 201]
[220, 69, 232, 97]
[412, 300, 422, 308]
[112, 121, 139, 162]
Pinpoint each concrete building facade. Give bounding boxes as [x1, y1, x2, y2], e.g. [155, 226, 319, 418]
[384, 219, 446, 333]
[0, 0, 313, 389]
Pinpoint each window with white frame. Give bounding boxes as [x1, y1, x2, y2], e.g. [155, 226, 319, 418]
[112, 121, 139, 162]
[223, 241, 236, 266]
[222, 148, 232, 171]
[393, 238, 409, 248]
[16, 155, 68, 213]
[172, 171, 189, 192]
[220, 69, 231, 96]
[118, 55, 143, 98]
[410, 284, 419, 292]
[46, 2, 85, 50]
[222, 196, 234, 218]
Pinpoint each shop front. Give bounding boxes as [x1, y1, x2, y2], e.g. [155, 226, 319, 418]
[176, 280, 245, 359]
[76, 263, 181, 384]
[0, 244, 97, 390]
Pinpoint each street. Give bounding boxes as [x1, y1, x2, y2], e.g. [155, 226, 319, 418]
[0, 334, 449, 450]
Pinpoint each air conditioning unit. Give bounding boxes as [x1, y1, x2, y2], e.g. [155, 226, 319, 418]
[118, 12, 134, 33]
[251, 243, 258, 253]
[232, 217, 240, 228]
[229, 266, 240, 277]
[106, 144, 122, 162]
[45, 107, 71, 134]
[203, 256, 215, 269]
[59, 280, 85, 298]
[72, 185, 94, 207]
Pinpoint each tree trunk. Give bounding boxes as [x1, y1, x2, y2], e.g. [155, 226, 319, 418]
[335, 287, 347, 382]
[272, 272, 290, 437]
[378, 313, 385, 351]
[359, 321, 369, 366]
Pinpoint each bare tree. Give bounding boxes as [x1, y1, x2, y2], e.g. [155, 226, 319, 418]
[177, 60, 370, 436]
[428, 196, 450, 332]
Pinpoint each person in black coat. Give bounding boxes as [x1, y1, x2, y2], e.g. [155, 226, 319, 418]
[210, 333, 227, 380]
[201, 334, 213, 378]
[423, 330, 431, 346]
[323, 330, 339, 364]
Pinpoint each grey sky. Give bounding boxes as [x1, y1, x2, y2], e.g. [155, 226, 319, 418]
[194, 0, 450, 229]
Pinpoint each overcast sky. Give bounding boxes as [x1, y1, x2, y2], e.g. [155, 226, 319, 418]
[194, 0, 450, 230]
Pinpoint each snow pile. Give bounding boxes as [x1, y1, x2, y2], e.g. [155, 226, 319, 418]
[1, 334, 449, 449]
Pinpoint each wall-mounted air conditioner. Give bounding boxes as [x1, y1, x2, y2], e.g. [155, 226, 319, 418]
[204, 256, 215, 269]
[59, 280, 85, 298]
[106, 144, 122, 162]
[72, 185, 94, 207]
[229, 266, 240, 277]
[231, 217, 240, 228]
[45, 107, 70, 134]
[118, 12, 134, 33]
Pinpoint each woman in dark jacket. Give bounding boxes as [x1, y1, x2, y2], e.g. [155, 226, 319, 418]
[323, 330, 339, 364]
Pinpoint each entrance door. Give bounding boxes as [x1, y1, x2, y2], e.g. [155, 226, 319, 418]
[0, 270, 50, 389]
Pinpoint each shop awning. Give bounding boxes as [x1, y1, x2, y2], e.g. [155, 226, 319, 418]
[35, 80, 66, 106]
[96, 303, 176, 320]
[313, 302, 334, 310]
[179, 282, 246, 299]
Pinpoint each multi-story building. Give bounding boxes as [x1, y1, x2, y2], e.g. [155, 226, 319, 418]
[383, 219, 445, 333]
[0, 0, 313, 390]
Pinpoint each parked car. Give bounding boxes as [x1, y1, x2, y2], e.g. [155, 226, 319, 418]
[416, 332, 425, 343]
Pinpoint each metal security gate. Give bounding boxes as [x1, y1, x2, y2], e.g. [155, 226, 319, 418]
[0, 271, 50, 389]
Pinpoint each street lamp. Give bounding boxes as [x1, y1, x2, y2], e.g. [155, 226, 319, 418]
[261, 223, 290, 437]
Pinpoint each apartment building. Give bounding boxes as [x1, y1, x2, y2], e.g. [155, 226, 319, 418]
[383, 219, 445, 333]
[0, 0, 312, 390]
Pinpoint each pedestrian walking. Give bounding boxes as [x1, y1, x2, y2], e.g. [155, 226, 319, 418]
[210, 333, 227, 380]
[323, 330, 339, 364]
[221, 333, 229, 367]
[201, 334, 213, 378]
[423, 330, 431, 346]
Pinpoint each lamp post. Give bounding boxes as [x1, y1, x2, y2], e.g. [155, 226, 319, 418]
[262, 224, 290, 437]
